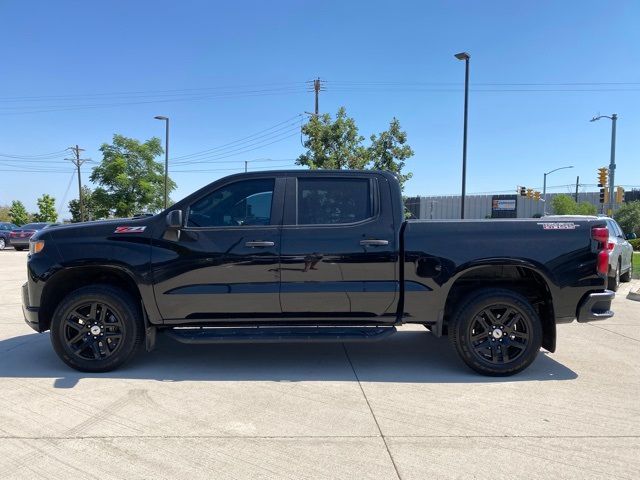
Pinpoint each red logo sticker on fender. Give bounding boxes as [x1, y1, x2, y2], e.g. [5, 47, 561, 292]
[114, 226, 146, 234]
[537, 222, 578, 230]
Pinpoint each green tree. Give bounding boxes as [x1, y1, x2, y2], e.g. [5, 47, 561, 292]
[33, 194, 57, 222]
[368, 118, 414, 188]
[550, 195, 597, 215]
[297, 107, 413, 188]
[297, 108, 368, 170]
[575, 201, 597, 216]
[8, 200, 30, 225]
[614, 201, 640, 236]
[68, 186, 107, 222]
[551, 194, 577, 215]
[0, 205, 10, 222]
[90, 134, 176, 218]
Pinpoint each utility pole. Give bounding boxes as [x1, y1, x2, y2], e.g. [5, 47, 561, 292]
[608, 114, 617, 216]
[66, 145, 89, 222]
[245, 160, 248, 172]
[590, 113, 617, 216]
[307, 77, 324, 115]
[574, 176, 580, 202]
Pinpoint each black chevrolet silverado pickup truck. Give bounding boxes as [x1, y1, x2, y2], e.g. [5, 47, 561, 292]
[22, 170, 615, 375]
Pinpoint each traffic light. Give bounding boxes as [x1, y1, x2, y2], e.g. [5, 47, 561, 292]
[533, 191, 541, 201]
[597, 167, 608, 188]
[519, 186, 527, 196]
[599, 187, 609, 204]
[616, 186, 624, 204]
[526, 188, 533, 199]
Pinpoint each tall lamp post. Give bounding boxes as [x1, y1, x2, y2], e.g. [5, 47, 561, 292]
[543, 165, 573, 215]
[154, 115, 170, 209]
[590, 113, 617, 215]
[454, 52, 470, 219]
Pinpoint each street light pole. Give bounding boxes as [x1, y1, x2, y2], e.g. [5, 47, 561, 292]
[455, 52, 470, 219]
[590, 113, 617, 215]
[154, 115, 170, 209]
[542, 165, 573, 215]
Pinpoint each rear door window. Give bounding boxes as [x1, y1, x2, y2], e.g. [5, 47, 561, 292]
[297, 177, 373, 225]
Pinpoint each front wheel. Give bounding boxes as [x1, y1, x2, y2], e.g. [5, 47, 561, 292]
[449, 289, 543, 376]
[13, 246, 25, 251]
[0, 238, 5, 250]
[50, 285, 143, 372]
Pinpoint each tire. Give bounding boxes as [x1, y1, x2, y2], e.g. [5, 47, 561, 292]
[620, 259, 632, 283]
[448, 288, 543, 376]
[14, 246, 25, 251]
[0, 238, 5, 250]
[608, 260, 620, 292]
[50, 285, 144, 372]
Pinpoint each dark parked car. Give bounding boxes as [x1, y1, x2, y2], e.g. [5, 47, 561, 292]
[0, 222, 19, 250]
[23, 170, 614, 375]
[9, 222, 54, 250]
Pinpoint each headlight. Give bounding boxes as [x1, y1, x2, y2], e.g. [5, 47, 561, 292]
[29, 240, 45, 254]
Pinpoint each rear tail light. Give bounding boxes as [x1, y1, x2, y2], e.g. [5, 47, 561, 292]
[597, 251, 609, 276]
[592, 226, 610, 276]
[591, 227, 609, 245]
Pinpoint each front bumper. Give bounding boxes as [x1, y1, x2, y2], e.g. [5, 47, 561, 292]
[21, 282, 40, 332]
[576, 290, 615, 323]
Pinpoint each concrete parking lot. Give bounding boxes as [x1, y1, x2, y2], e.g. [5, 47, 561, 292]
[1, 248, 638, 479]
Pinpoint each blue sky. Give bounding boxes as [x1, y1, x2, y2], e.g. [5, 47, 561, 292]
[0, 0, 639, 218]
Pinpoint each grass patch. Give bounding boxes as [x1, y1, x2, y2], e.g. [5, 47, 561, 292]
[633, 252, 640, 279]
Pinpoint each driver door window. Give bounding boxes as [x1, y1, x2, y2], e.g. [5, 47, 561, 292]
[187, 178, 275, 227]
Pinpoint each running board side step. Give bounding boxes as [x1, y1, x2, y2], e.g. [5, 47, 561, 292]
[164, 326, 397, 344]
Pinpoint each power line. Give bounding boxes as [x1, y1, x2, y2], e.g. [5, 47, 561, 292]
[171, 115, 302, 162]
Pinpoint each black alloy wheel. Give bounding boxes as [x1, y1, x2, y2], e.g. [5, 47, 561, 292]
[51, 285, 143, 372]
[62, 301, 124, 361]
[449, 289, 542, 376]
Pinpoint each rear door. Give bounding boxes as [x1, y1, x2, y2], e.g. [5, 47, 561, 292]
[152, 176, 284, 322]
[279, 173, 398, 320]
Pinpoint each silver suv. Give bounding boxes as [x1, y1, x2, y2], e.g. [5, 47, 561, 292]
[604, 217, 634, 291]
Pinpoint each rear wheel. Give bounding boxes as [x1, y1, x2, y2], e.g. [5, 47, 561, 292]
[14, 246, 25, 251]
[0, 238, 5, 250]
[608, 260, 620, 291]
[50, 285, 143, 372]
[449, 289, 543, 376]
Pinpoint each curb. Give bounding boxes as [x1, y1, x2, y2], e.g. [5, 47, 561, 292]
[627, 289, 640, 302]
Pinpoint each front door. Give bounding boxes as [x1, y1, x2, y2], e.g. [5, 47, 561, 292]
[279, 174, 398, 320]
[152, 176, 283, 322]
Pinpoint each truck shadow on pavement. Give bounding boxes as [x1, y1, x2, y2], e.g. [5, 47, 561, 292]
[0, 330, 578, 388]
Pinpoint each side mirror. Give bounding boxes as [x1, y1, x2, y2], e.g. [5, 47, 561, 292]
[166, 210, 183, 229]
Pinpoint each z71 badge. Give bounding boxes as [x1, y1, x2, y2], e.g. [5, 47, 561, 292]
[537, 222, 578, 230]
[114, 226, 147, 234]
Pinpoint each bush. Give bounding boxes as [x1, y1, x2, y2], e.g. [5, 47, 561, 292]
[614, 201, 640, 237]
[629, 239, 640, 251]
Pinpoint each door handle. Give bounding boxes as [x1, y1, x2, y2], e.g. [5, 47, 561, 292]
[245, 241, 275, 248]
[359, 239, 389, 246]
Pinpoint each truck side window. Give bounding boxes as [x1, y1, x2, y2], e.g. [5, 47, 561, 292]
[187, 178, 274, 227]
[297, 178, 372, 225]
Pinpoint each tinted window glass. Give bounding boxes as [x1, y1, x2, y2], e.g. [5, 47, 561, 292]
[297, 178, 372, 225]
[187, 178, 274, 227]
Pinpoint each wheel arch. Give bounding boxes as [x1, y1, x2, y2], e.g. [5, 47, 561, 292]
[39, 265, 144, 332]
[442, 261, 557, 352]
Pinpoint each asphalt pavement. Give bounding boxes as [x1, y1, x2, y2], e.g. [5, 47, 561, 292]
[0, 249, 638, 479]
